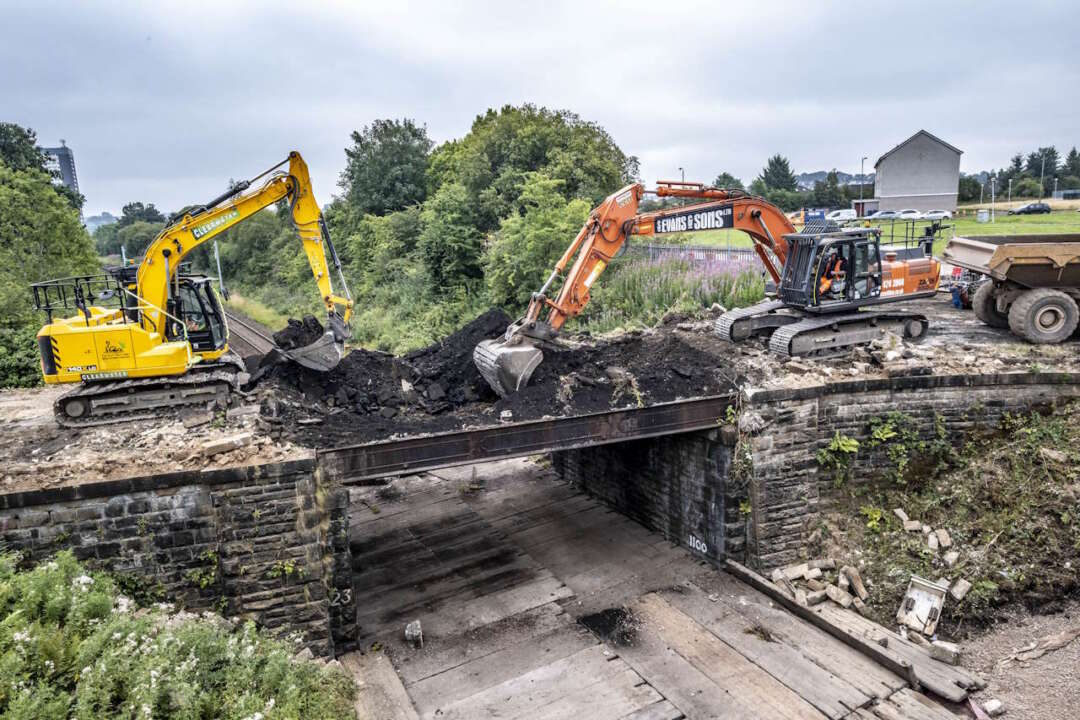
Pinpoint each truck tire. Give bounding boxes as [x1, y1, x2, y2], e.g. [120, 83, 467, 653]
[1008, 288, 1079, 344]
[972, 282, 1009, 328]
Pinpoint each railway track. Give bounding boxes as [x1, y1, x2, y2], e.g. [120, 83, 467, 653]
[224, 309, 277, 358]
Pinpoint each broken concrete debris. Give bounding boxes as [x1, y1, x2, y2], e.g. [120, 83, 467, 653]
[903, 519, 923, 532]
[405, 620, 423, 649]
[929, 639, 961, 665]
[198, 431, 253, 458]
[808, 558, 835, 571]
[982, 698, 1006, 717]
[893, 508, 909, 522]
[841, 566, 869, 601]
[950, 578, 972, 601]
[934, 528, 952, 549]
[928, 532, 939, 551]
[825, 584, 854, 608]
[943, 550, 960, 567]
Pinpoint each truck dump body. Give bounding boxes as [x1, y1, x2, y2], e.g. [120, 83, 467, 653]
[943, 234, 1080, 288]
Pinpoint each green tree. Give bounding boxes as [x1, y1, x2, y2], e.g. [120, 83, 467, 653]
[426, 105, 636, 232]
[757, 154, 798, 191]
[117, 201, 166, 228]
[812, 170, 845, 208]
[0, 164, 99, 386]
[1063, 147, 1080, 179]
[341, 118, 432, 216]
[1012, 177, 1042, 198]
[1025, 146, 1060, 193]
[418, 182, 483, 291]
[0, 122, 48, 173]
[484, 174, 591, 309]
[1059, 175, 1080, 190]
[958, 175, 982, 202]
[711, 172, 744, 191]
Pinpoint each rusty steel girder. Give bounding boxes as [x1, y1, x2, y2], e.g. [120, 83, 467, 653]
[317, 394, 734, 483]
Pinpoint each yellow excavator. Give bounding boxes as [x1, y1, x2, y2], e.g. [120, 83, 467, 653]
[32, 151, 353, 426]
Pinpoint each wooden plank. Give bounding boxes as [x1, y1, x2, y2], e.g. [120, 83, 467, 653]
[407, 621, 596, 713]
[429, 644, 633, 720]
[688, 573, 905, 700]
[527, 667, 664, 720]
[631, 593, 828, 720]
[340, 650, 420, 720]
[618, 700, 685, 720]
[722, 560, 959, 701]
[813, 603, 982, 697]
[663, 583, 873, 718]
[398, 574, 574, 639]
[879, 688, 958, 720]
[390, 602, 569, 685]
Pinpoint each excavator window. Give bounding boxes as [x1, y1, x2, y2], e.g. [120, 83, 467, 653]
[853, 240, 882, 300]
[816, 242, 851, 303]
[176, 279, 226, 352]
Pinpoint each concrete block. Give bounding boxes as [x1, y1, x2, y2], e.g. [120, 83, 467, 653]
[806, 589, 827, 605]
[929, 640, 960, 665]
[903, 520, 922, 532]
[809, 558, 835, 571]
[943, 550, 960, 567]
[783, 562, 809, 581]
[928, 533, 939, 551]
[806, 578, 826, 592]
[183, 411, 215, 429]
[842, 565, 869, 601]
[982, 698, 1005, 716]
[950, 578, 972, 601]
[794, 588, 808, 607]
[199, 432, 254, 457]
[893, 508, 909, 522]
[921, 524, 933, 535]
[825, 584, 854, 608]
[934, 528, 952, 549]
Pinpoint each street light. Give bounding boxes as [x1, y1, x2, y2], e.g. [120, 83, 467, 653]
[1008, 178, 1013, 204]
[860, 156, 867, 202]
[1040, 155, 1047, 199]
[678, 166, 685, 183]
[990, 175, 996, 222]
[1054, 177, 1059, 197]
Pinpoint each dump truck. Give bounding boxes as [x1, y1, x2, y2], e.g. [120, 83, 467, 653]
[942, 234, 1080, 343]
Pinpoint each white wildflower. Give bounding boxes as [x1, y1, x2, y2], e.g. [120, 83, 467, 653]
[115, 595, 133, 613]
[12, 630, 30, 643]
[72, 574, 93, 590]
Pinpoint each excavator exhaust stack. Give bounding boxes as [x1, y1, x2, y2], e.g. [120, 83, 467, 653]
[282, 312, 349, 373]
[473, 337, 544, 398]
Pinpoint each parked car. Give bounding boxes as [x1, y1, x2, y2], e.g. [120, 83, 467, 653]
[896, 209, 923, 219]
[1008, 202, 1051, 215]
[826, 209, 856, 222]
[867, 210, 899, 220]
[922, 210, 953, 220]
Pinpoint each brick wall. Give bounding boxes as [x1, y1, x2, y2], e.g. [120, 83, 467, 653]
[552, 430, 738, 563]
[555, 373, 1080, 573]
[0, 459, 355, 658]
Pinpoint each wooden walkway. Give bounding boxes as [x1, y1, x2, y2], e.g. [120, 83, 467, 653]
[344, 459, 963, 719]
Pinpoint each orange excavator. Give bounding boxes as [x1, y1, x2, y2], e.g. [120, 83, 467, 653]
[474, 181, 940, 396]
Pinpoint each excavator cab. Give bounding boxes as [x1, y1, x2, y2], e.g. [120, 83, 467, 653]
[778, 229, 884, 312]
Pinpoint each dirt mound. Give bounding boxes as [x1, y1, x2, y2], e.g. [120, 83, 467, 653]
[273, 315, 325, 350]
[258, 308, 743, 448]
[492, 331, 733, 420]
[405, 308, 512, 405]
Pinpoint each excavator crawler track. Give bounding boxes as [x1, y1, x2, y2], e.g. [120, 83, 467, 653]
[767, 311, 929, 358]
[53, 355, 246, 428]
[714, 300, 795, 342]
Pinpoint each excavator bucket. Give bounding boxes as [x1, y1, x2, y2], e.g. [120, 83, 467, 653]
[473, 338, 544, 397]
[282, 313, 348, 372]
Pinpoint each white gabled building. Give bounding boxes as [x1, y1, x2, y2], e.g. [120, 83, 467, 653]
[872, 130, 962, 212]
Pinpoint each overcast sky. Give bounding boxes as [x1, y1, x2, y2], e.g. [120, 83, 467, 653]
[5, 0, 1078, 216]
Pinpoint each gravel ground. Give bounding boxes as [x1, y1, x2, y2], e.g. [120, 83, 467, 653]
[963, 601, 1080, 720]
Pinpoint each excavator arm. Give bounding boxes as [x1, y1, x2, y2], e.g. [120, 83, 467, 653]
[136, 151, 353, 370]
[474, 181, 796, 395]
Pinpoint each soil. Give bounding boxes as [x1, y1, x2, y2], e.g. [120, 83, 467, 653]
[272, 315, 326, 350]
[256, 308, 745, 447]
[963, 601, 1080, 720]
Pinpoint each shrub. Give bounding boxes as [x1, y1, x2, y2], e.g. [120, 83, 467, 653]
[576, 255, 765, 334]
[0, 551, 356, 720]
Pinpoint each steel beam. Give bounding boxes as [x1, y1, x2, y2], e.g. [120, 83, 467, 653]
[318, 394, 734, 483]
